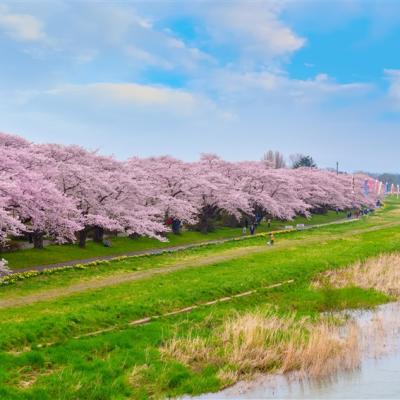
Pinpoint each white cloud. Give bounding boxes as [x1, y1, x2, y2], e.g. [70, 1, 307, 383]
[290, 73, 371, 99]
[53, 3, 215, 73]
[203, 70, 372, 106]
[46, 82, 196, 106]
[199, 0, 305, 59]
[86, 5, 152, 45]
[2, 78, 228, 126]
[0, 5, 45, 42]
[0, 1, 301, 77]
[1, 1, 400, 172]
[124, 45, 173, 69]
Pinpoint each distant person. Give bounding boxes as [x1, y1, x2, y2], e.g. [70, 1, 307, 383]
[172, 218, 181, 234]
[166, 217, 173, 226]
[242, 226, 247, 235]
[267, 218, 271, 228]
[268, 233, 275, 246]
[250, 224, 255, 235]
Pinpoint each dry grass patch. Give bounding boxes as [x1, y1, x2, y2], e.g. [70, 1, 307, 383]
[161, 335, 215, 368]
[314, 253, 400, 297]
[14, 364, 58, 389]
[281, 321, 359, 378]
[129, 364, 150, 389]
[216, 369, 240, 387]
[160, 309, 359, 386]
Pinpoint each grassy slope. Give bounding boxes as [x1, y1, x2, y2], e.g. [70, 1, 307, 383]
[4, 211, 346, 269]
[0, 203, 398, 399]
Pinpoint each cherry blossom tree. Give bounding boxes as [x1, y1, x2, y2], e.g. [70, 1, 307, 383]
[0, 136, 82, 248]
[0, 132, 31, 148]
[127, 156, 201, 228]
[191, 155, 252, 232]
[237, 162, 309, 220]
[37, 143, 166, 247]
[97, 156, 167, 242]
[0, 203, 24, 245]
[337, 172, 378, 209]
[291, 168, 377, 212]
[290, 168, 348, 212]
[0, 132, 380, 248]
[0, 135, 27, 243]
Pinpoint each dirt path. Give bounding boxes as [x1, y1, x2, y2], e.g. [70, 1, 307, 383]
[1, 219, 398, 310]
[0, 245, 269, 309]
[11, 218, 359, 273]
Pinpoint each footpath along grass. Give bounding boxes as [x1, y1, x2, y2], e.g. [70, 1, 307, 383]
[0, 203, 398, 399]
[0, 210, 389, 301]
[4, 211, 346, 269]
[1, 223, 399, 345]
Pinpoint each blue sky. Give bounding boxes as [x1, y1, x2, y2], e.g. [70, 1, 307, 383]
[1, 0, 400, 172]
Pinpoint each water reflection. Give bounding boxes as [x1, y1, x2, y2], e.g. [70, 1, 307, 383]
[185, 303, 400, 399]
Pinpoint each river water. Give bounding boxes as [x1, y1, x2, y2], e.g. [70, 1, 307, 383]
[184, 302, 400, 399]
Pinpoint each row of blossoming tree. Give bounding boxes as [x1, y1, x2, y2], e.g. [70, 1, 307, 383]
[0, 133, 378, 249]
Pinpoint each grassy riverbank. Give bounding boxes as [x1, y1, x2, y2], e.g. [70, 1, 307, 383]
[4, 211, 346, 269]
[0, 201, 398, 399]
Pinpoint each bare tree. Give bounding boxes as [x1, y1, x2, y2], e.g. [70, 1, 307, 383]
[262, 150, 286, 169]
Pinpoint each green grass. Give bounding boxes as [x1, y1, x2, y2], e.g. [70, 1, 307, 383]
[4, 211, 347, 269]
[0, 202, 398, 399]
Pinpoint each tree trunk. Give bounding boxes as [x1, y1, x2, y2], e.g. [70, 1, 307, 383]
[93, 226, 104, 243]
[79, 229, 88, 248]
[33, 232, 44, 249]
[196, 206, 216, 233]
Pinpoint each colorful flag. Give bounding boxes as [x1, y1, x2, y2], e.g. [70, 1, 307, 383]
[368, 179, 375, 191]
[364, 179, 369, 196]
[378, 181, 383, 195]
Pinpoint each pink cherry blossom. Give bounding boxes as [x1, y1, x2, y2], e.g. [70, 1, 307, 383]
[0, 132, 381, 247]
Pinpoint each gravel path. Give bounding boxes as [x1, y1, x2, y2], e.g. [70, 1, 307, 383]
[11, 217, 359, 274]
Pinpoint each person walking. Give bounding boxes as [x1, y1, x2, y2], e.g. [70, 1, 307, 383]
[268, 233, 275, 246]
[267, 218, 271, 229]
[242, 226, 247, 235]
[250, 224, 255, 235]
